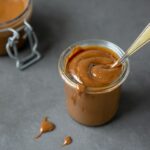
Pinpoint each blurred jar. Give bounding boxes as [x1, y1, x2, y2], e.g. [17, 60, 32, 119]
[0, 0, 41, 70]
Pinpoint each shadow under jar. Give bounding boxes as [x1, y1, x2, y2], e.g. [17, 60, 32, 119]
[58, 40, 130, 126]
[0, 0, 40, 70]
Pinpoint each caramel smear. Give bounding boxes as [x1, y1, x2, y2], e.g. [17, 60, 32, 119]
[63, 136, 73, 146]
[35, 117, 55, 139]
[66, 46, 122, 87]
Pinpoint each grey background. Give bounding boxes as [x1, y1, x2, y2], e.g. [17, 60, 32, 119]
[0, 0, 150, 150]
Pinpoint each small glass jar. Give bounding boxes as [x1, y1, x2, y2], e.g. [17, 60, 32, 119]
[58, 40, 130, 126]
[0, 0, 41, 70]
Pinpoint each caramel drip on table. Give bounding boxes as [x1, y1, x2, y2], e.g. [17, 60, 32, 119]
[35, 117, 55, 139]
[63, 136, 73, 146]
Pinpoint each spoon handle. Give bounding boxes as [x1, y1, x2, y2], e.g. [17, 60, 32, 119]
[126, 23, 150, 56]
[117, 23, 150, 65]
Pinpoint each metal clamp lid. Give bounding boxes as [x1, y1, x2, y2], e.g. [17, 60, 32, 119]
[6, 21, 41, 70]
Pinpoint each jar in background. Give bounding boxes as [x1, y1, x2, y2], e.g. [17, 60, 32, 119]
[58, 40, 130, 126]
[0, 0, 41, 70]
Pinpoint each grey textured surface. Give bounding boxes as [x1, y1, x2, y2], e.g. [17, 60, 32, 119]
[0, 0, 150, 150]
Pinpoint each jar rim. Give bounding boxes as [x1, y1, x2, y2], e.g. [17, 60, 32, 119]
[0, 0, 32, 28]
[58, 39, 130, 94]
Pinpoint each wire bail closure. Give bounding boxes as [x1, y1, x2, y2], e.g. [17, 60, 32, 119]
[6, 21, 41, 70]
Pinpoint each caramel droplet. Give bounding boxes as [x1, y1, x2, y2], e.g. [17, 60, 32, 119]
[63, 136, 72, 146]
[77, 84, 85, 97]
[35, 117, 55, 139]
[77, 84, 85, 93]
[71, 93, 77, 105]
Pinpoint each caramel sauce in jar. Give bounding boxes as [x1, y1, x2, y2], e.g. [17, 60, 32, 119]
[0, 0, 32, 55]
[59, 40, 129, 126]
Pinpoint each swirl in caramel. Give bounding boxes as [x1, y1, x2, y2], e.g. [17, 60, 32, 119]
[66, 46, 122, 89]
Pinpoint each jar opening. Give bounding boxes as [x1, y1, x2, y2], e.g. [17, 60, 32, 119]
[58, 40, 130, 94]
[0, 0, 31, 28]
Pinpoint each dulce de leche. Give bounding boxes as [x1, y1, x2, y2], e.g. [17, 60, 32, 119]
[64, 45, 123, 126]
[0, 0, 31, 55]
[0, 0, 27, 24]
[35, 117, 55, 139]
[63, 136, 73, 146]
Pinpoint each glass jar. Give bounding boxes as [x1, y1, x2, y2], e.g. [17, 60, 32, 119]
[0, 0, 41, 70]
[58, 40, 130, 126]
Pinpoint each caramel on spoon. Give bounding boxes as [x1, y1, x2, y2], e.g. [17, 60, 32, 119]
[113, 23, 150, 67]
[99, 23, 150, 69]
